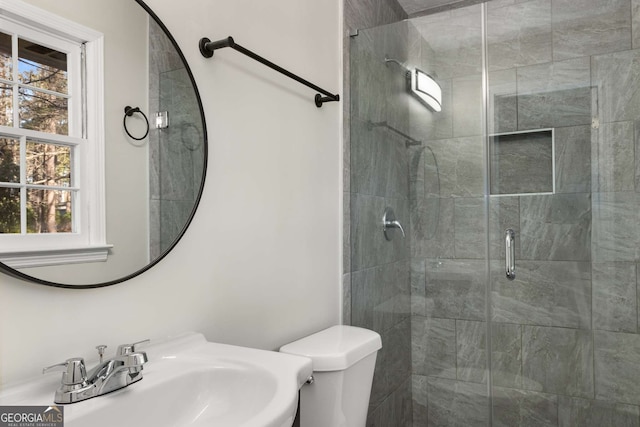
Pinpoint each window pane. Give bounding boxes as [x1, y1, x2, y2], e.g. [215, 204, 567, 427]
[0, 31, 12, 80]
[27, 188, 72, 233]
[0, 137, 20, 183]
[26, 141, 71, 186]
[19, 88, 68, 135]
[0, 186, 20, 233]
[18, 38, 67, 94]
[0, 84, 13, 126]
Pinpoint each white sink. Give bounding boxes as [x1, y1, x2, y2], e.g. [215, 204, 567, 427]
[0, 333, 313, 427]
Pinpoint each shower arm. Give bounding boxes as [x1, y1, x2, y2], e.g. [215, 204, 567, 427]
[384, 57, 409, 72]
[199, 36, 340, 108]
[368, 121, 421, 146]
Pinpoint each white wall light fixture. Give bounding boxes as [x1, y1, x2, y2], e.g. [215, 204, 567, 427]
[410, 69, 442, 112]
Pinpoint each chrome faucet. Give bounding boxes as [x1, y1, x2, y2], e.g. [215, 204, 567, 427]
[43, 339, 149, 404]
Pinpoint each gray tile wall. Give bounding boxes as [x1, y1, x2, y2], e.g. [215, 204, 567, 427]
[349, 0, 640, 426]
[344, 1, 413, 426]
[344, 0, 408, 323]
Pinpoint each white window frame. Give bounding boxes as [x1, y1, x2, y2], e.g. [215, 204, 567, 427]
[0, 0, 108, 268]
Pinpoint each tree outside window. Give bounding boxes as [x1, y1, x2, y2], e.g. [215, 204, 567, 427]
[0, 35, 73, 234]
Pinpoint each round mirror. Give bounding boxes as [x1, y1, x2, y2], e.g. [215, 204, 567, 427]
[0, 0, 207, 288]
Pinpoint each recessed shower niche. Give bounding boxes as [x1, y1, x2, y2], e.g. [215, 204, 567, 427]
[489, 128, 554, 195]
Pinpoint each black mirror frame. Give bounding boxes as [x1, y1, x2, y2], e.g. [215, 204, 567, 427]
[0, 0, 208, 289]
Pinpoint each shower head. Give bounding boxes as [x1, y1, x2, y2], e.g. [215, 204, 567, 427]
[384, 57, 409, 71]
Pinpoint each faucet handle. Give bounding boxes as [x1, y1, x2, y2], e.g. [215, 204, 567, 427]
[43, 357, 87, 386]
[95, 345, 107, 362]
[116, 339, 150, 356]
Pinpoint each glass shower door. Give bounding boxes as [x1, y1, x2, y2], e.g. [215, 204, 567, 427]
[487, 0, 640, 425]
[349, 19, 414, 426]
[349, 5, 491, 426]
[406, 5, 491, 426]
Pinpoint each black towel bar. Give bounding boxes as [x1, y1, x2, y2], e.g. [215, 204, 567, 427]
[199, 36, 340, 108]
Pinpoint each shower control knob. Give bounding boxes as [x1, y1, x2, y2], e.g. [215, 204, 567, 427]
[382, 207, 406, 240]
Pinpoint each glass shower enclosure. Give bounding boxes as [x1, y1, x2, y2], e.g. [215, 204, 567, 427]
[350, 1, 640, 425]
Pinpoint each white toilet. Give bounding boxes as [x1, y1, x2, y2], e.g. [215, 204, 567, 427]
[280, 325, 382, 427]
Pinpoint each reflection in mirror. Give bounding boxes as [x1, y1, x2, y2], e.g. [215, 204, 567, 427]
[0, 0, 206, 287]
[149, 21, 205, 259]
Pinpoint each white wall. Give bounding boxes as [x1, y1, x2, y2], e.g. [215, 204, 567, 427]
[0, 0, 342, 386]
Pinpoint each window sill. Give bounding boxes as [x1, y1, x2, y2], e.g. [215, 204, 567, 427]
[0, 245, 113, 269]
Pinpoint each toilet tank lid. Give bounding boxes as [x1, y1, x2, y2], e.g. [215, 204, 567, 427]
[279, 325, 382, 372]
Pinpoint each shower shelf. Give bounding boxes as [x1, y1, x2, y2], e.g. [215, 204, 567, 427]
[489, 128, 555, 196]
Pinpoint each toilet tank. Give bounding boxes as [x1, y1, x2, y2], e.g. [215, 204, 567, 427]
[280, 325, 382, 427]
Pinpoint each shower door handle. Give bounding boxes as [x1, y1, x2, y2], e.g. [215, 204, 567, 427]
[505, 229, 515, 280]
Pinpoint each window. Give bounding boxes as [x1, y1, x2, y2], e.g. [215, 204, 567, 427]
[0, 2, 107, 268]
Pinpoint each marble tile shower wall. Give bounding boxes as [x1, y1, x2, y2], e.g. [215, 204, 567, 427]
[344, 0, 408, 324]
[348, 15, 414, 427]
[408, 0, 640, 425]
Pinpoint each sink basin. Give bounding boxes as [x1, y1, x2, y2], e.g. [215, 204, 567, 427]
[0, 333, 312, 427]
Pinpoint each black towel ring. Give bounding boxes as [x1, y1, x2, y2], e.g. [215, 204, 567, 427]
[123, 106, 150, 141]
